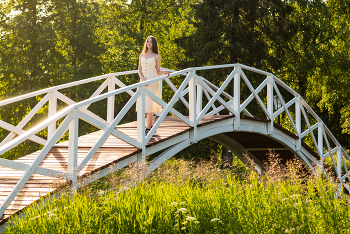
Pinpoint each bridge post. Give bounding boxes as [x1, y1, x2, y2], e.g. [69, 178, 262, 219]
[196, 81, 202, 114]
[337, 148, 342, 180]
[48, 91, 57, 139]
[68, 109, 79, 195]
[295, 96, 301, 151]
[137, 86, 146, 161]
[318, 124, 324, 160]
[107, 77, 115, 123]
[267, 75, 274, 135]
[189, 70, 197, 143]
[233, 66, 240, 130]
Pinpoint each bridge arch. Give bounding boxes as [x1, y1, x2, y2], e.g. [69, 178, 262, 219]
[0, 63, 348, 228]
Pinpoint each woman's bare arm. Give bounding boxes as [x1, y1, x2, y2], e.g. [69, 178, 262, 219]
[138, 55, 146, 82]
[155, 54, 169, 77]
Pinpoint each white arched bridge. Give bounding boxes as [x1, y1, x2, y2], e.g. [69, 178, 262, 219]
[0, 64, 349, 229]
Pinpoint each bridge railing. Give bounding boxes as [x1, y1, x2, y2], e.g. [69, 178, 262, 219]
[0, 63, 349, 218]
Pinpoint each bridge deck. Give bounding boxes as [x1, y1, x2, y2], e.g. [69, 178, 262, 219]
[0, 115, 230, 223]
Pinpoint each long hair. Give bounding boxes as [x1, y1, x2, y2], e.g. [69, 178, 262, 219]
[142, 36, 159, 55]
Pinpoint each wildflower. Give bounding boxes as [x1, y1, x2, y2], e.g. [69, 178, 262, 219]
[181, 227, 186, 230]
[195, 221, 200, 224]
[293, 203, 300, 207]
[178, 208, 188, 213]
[282, 198, 288, 202]
[49, 213, 56, 218]
[290, 194, 301, 199]
[185, 216, 196, 221]
[174, 224, 179, 228]
[169, 202, 178, 207]
[211, 218, 220, 222]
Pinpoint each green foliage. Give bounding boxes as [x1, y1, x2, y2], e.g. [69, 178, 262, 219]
[4, 158, 349, 233]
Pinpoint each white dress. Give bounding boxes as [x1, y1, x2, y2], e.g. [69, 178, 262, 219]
[136, 56, 162, 113]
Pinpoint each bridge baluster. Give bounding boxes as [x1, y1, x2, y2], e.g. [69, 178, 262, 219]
[137, 86, 146, 161]
[233, 66, 240, 130]
[48, 91, 57, 139]
[68, 109, 79, 195]
[107, 77, 115, 123]
[267, 75, 274, 134]
[189, 70, 197, 143]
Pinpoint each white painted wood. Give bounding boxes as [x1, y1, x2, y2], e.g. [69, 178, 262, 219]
[273, 75, 299, 97]
[107, 77, 115, 123]
[0, 70, 139, 107]
[2, 63, 350, 225]
[0, 158, 69, 180]
[273, 83, 298, 136]
[148, 72, 193, 145]
[143, 89, 192, 127]
[0, 93, 50, 146]
[164, 78, 190, 109]
[240, 77, 268, 112]
[300, 105, 321, 157]
[55, 91, 109, 127]
[0, 106, 74, 155]
[189, 71, 197, 143]
[68, 109, 79, 192]
[273, 97, 296, 119]
[195, 78, 235, 116]
[146, 139, 190, 175]
[337, 149, 342, 179]
[115, 77, 135, 97]
[239, 68, 270, 118]
[295, 96, 301, 150]
[203, 89, 218, 114]
[146, 132, 189, 156]
[318, 124, 324, 161]
[48, 91, 57, 139]
[78, 89, 141, 172]
[0, 120, 47, 146]
[196, 84, 202, 114]
[301, 122, 320, 139]
[207, 100, 233, 116]
[233, 67, 240, 130]
[267, 75, 274, 134]
[196, 69, 237, 123]
[0, 112, 74, 218]
[137, 87, 146, 160]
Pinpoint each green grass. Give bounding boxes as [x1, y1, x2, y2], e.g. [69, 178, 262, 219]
[4, 158, 350, 233]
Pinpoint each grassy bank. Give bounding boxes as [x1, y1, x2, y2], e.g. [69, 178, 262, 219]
[4, 158, 349, 233]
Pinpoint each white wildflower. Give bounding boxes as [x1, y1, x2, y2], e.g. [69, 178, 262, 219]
[169, 202, 178, 207]
[211, 218, 220, 222]
[195, 221, 200, 224]
[181, 227, 186, 230]
[185, 216, 196, 221]
[178, 208, 188, 213]
[290, 194, 301, 199]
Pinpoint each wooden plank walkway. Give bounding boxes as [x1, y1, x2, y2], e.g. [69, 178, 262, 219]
[0, 115, 231, 223]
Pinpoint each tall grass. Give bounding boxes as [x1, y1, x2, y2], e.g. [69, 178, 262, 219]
[4, 156, 350, 233]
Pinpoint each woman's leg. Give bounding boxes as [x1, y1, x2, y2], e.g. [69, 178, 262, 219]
[145, 112, 154, 129]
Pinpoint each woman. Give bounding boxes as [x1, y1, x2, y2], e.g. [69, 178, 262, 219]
[137, 36, 169, 135]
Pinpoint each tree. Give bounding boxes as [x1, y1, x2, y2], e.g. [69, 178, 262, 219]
[175, 0, 294, 163]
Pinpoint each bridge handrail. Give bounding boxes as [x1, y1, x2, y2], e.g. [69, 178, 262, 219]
[1, 63, 350, 220]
